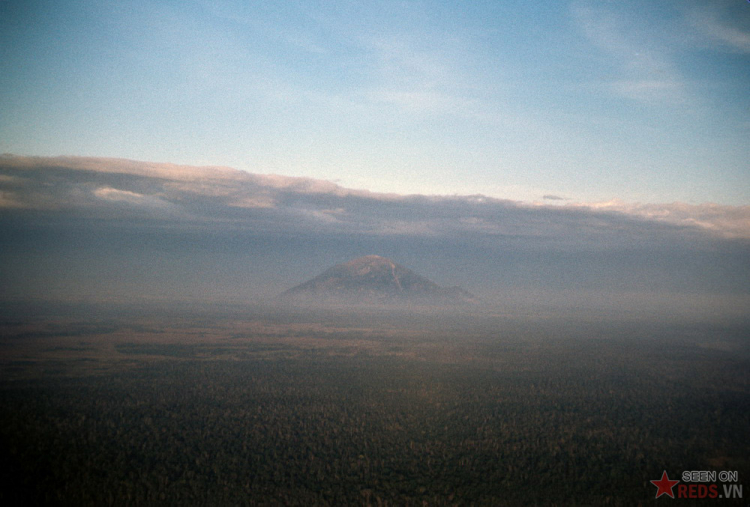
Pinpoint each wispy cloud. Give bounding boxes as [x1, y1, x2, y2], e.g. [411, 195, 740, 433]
[687, 2, 750, 54]
[345, 14, 485, 118]
[94, 186, 149, 203]
[570, 2, 687, 104]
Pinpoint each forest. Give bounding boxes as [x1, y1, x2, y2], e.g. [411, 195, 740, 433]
[0, 304, 748, 505]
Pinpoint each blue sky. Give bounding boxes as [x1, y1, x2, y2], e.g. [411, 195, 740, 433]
[1, 0, 749, 204]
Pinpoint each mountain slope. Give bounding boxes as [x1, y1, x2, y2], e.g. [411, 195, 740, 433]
[280, 255, 477, 306]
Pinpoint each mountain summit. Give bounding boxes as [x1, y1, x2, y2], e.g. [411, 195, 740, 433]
[280, 255, 477, 306]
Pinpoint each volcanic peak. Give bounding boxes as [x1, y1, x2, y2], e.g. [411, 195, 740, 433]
[281, 255, 477, 305]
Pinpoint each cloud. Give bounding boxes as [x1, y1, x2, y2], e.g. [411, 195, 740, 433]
[347, 17, 486, 119]
[570, 2, 687, 104]
[0, 190, 25, 209]
[1, 155, 748, 242]
[571, 200, 750, 240]
[687, 3, 750, 54]
[93, 186, 169, 208]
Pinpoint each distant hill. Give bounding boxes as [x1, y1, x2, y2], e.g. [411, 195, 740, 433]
[279, 255, 478, 306]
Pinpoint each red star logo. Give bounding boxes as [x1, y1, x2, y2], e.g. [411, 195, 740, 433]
[651, 470, 680, 499]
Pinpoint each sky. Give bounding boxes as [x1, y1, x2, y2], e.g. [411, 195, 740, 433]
[1, 0, 749, 204]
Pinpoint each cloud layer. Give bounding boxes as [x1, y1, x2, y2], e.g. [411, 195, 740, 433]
[1, 155, 747, 239]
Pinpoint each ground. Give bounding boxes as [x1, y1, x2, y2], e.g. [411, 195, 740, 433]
[1, 301, 748, 505]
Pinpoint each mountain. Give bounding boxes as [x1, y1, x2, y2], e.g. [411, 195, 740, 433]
[280, 255, 478, 306]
